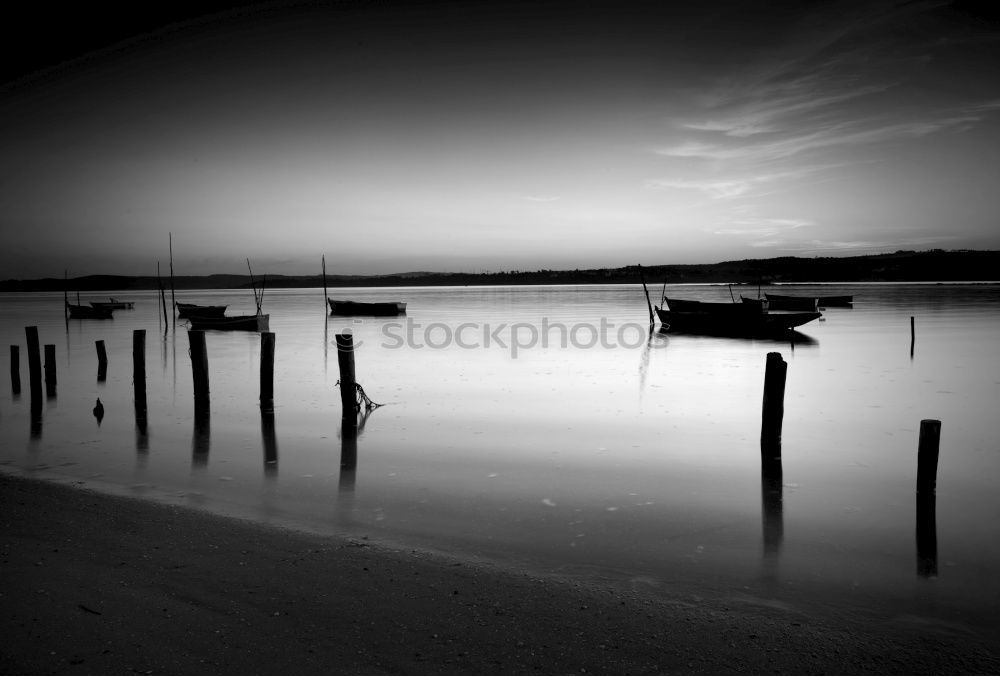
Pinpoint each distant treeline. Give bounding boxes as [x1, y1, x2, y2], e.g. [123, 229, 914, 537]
[3, 249, 999, 292]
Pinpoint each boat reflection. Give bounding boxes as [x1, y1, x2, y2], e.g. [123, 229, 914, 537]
[192, 409, 210, 468]
[262, 409, 278, 477]
[655, 325, 818, 347]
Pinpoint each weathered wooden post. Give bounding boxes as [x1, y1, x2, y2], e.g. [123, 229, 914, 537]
[133, 330, 147, 420]
[336, 331, 357, 425]
[760, 352, 787, 462]
[95, 340, 108, 382]
[916, 419, 941, 495]
[25, 327, 42, 396]
[637, 264, 654, 325]
[43, 344, 56, 397]
[10, 345, 20, 395]
[260, 331, 275, 412]
[910, 316, 915, 357]
[188, 330, 210, 414]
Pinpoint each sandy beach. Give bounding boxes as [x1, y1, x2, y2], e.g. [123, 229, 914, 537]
[1, 472, 998, 674]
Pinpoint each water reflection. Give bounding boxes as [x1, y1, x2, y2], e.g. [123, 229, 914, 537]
[192, 409, 210, 468]
[262, 410, 278, 477]
[339, 408, 375, 496]
[92, 398, 104, 425]
[10, 345, 21, 396]
[761, 460, 784, 559]
[916, 494, 938, 578]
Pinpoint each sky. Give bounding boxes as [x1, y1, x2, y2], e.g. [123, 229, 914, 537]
[1, 0, 999, 278]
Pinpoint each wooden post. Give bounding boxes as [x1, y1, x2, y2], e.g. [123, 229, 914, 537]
[260, 331, 275, 412]
[637, 264, 654, 325]
[25, 326, 42, 398]
[96, 340, 108, 382]
[169, 232, 177, 317]
[910, 316, 915, 357]
[760, 352, 787, 461]
[336, 331, 357, 423]
[322, 254, 329, 312]
[10, 345, 20, 395]
[133, 330, 147, 418]
[43, 344, 56, 397]
[188, 330, 210, 413]
[916, 419, 941, 495]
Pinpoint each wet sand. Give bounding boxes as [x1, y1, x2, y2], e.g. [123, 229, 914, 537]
[1, 473, 997, 674]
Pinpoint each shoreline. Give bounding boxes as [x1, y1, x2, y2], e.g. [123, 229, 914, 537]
[2, 473, 998, 674]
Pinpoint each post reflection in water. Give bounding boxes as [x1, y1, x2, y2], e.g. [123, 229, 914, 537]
[761, 459, 784, 575]
[192, 409, 210, 468]
[261, 410, 278, 477]
[338, 408, 375, 503]
[916, 494, 938, 578]
[136, 416, 149, 454]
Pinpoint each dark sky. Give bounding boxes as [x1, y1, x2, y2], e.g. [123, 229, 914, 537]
[2, 0, 999, 277]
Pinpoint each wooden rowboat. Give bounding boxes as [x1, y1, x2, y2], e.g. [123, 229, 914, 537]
[66, 302, 114, 319]
[656, 297, 820, 336]
[176, 302, 228, 319]
[328, 299, 406, 316]
[188, 312, 269, 332]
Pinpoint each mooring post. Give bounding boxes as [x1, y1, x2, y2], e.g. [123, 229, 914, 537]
[188, 330, 210, 413]
[336, 331, 357, 423]
[260, 331, 275, 412]
[916, 419, 941, 495]
[133, 329, 147, 418]
[760, 352, 787, 461]
[25, 326, 42, 398]
[10, 344, 21, 395]
[43, 344, 56, 397]
[96, 340, 108, 382]
[910, 316, 915, 357]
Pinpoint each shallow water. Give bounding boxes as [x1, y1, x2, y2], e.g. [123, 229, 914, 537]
[2, 283, 999, 630]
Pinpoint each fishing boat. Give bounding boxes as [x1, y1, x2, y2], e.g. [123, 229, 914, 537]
[176, 302, 228, 319]
[188, 312, 269, 332]
[66, 302, 114, 319]
[656, 297, 820, 336]
[328, 299, 407, 316]
[766, 293, 852, 308]
[90, 297, 134, 310]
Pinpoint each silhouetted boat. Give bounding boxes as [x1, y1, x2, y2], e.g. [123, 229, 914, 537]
[328, 299, 406, 316]
[762, 294, 819, 311]
[176, 302, 228, 319]
[90, 297, 134, 310]
[188, 312, 269, 332]
[656, 297, 820, 336]
[66, 302, 114, 319]
[766, 293, 852, 308]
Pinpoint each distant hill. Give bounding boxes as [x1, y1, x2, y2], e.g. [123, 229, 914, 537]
[2, 249, 998, 292]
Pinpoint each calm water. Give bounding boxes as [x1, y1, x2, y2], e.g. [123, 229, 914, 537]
[2, 283, 999, 631]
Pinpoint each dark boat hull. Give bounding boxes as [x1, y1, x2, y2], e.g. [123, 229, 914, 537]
[67, 302, 113, 319]
[763, 294, 819, 311]
[329, 299, 406, 316]
[657, 297, 820, 336]
[188, 314, 269, 332]
[176, 303, 228, 319]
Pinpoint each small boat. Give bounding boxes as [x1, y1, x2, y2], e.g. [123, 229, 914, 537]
[762, 294, 819, 311]
[656, 297, 820, 336]
[66, 302, 114, 319]
[176, 302, 228, 319]
[766, 293, 853, 309]
[329, 299, 407, 316]
[188, 312, 269, 332]
[89, 297, 134, 310]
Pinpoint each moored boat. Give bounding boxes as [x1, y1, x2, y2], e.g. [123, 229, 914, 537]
[66, 302, 114, 319]
[176, 302, 228, 319]
[90, 297, 134, 310]
[329, 299, 407, 316]
[763, 294, 819, 311]
[187, 312, 269, 332]
[656, 297, 820, 336]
